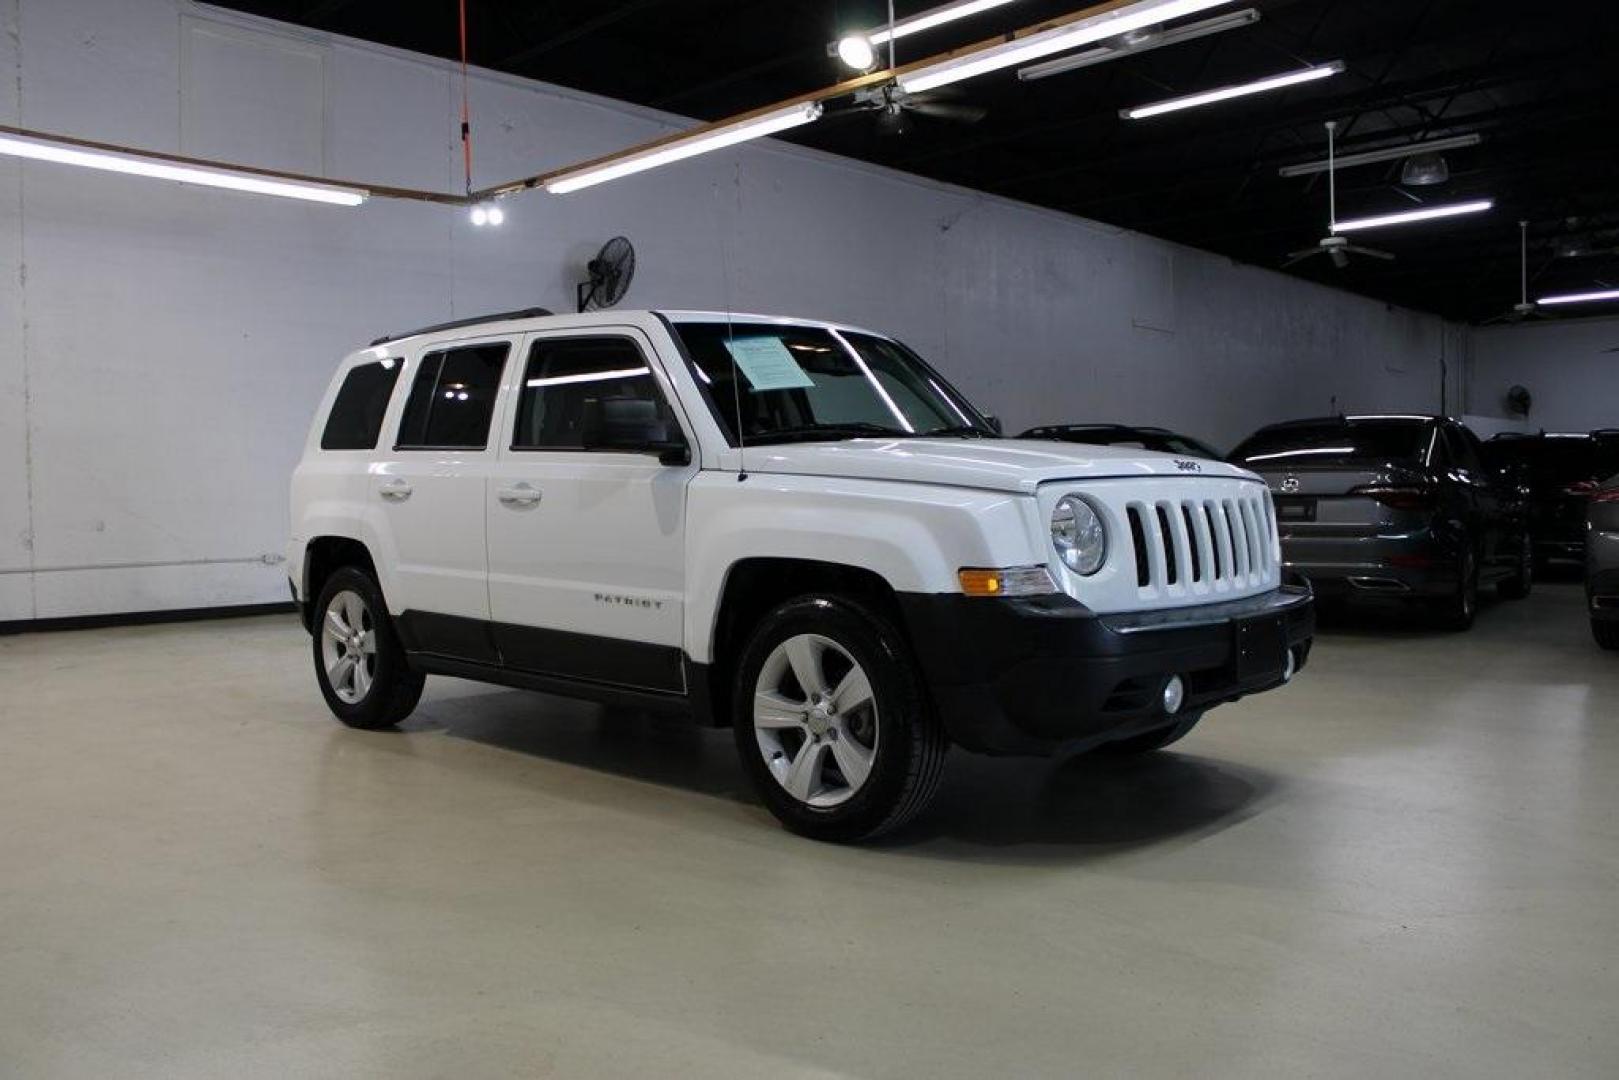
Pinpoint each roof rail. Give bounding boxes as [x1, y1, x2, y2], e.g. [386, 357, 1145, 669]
[370, 307, 555, 347]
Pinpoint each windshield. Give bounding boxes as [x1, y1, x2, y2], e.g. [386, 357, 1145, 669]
[1511, 436, 1619, 486]
[673, 322, 995, 445]
[1231, 420, 1433, 467]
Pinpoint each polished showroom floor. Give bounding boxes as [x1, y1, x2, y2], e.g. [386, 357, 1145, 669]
[2, 581, 1615, 1078]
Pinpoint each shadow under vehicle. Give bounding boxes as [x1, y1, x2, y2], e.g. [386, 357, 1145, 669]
[1021, 423, 1223, 461]
[1230, 414, 1532, 630]
[1485, 430, 1619, 569]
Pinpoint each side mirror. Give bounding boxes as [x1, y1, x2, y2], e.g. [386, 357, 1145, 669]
[581, 398, 690, 465]
[985, 415, 1004, 436]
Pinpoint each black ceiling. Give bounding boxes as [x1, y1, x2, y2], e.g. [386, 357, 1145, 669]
[208, 0, 1619, 324]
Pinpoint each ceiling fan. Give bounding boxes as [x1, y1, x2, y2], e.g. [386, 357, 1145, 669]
[823, 83, 987, 137]
[1284, 121, 1396, 270]
[1481, 221, 1555, 325]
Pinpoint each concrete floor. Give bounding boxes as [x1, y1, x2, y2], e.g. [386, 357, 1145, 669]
[2, 583, 1616, 1078]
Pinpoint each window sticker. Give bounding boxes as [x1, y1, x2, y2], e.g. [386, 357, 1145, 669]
[723, 336, 816, 391]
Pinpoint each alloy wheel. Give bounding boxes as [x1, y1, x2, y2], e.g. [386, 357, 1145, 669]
[321, 589, 377, 704]
[752, 634, 879, 808]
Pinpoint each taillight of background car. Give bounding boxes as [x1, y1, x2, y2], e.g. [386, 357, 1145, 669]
[1350, 484, 1437, 511]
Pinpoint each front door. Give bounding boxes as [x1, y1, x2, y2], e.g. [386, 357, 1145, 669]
[485, 328, 696, 692]
[372, 336, 513, 662]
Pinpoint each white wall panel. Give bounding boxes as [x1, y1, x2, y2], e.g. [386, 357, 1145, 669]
[0, 0, 1461, 619]
[1469, 316, 1619, 431]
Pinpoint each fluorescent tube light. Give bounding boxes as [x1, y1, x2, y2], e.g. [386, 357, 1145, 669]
[1537, 289, 1619, 307]
[0, 131, 367, 206]
[1332, 199, 1494, 233]
[544, 102, 823, 194]
[1121, 61, 1344, 119]
[1018, 7, 1259, 80]
[1278, 133, 1483, 178]
[897, 0, 1240, 94]
[870, 0, 1022, 45]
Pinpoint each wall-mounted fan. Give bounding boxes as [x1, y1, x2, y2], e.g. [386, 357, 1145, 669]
[1285, 121, 1396, 270]
[1505, 384, 1533, 418]
[576, 236, 636, 312]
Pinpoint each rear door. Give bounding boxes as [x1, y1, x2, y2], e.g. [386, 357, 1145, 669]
[1445, 425, 1505, 570]
[484, 327, 697, 692]
[370, 337, 514, 662]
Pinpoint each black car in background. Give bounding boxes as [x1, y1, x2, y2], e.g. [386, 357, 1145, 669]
[1485, 431, 1619, 567]
[1589, 473, 1619, 650]
[1230, 415, 1532, 629]
[1021, 423, 1223, 460]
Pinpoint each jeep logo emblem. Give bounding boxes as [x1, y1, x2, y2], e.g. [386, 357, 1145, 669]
[1174, 459, 1202, 473]
[1280, 476, 1301, 494]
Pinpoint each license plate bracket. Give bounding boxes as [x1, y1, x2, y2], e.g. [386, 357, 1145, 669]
[1234, 614, 1287, 684]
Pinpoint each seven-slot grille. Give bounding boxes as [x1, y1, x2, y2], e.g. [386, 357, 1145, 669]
[1124, 491, 1275, 597]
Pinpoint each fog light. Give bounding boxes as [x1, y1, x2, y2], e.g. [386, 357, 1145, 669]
[1163, 675, 1185, 716]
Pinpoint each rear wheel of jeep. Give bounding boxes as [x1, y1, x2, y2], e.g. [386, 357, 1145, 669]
[313, 566, 424, 730]
[732, 595, 947, 842]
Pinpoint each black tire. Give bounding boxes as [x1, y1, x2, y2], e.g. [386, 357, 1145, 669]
[1498, 534, 1533, 600]
[731, 595, 947, 842]
[1097, 710, 1207, 755]
[312, 566, 425, 729]
[1595, 619, 1619, 651]
[1434, 544, 1478, 631]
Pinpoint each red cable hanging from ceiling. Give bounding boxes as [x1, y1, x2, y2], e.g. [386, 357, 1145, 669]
[458, 0, 473, 196]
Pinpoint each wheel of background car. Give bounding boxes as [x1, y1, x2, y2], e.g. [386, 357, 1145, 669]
[1096, 710, 1206, 755]
[312, 566, 425, 729]
[732, 595, 947, 842]
[1594, 619, 1619, 651]
[1498, 532, 1534, 601]
[1435, 544, 1478, 632]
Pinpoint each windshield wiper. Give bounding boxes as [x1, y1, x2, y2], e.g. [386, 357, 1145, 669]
[920, 424, 994, 439]
[748, 423, 915, 445]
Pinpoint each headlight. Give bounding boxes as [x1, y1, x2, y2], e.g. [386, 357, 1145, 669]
[1052, 495, 1106, 576]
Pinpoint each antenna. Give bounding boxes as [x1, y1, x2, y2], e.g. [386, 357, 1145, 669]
[718, 163, 747, 481]
[887, 0, 897, 70]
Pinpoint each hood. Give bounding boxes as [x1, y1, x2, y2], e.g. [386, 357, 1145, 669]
[739, 437, 1258, 494]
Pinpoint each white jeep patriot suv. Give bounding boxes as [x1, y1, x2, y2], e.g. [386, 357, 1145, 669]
[289, 308, 1312, 841]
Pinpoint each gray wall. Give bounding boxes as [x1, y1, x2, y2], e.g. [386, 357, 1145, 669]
[2, 0, 1462, 620]
[1468, 316, 1619, 431]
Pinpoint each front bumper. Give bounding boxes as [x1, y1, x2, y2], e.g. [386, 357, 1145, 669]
[897, 585, 1314, 757]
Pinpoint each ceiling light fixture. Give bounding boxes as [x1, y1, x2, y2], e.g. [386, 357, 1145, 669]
[1399, 151, 1450, 187]
[897, 0, 1242, 94]
[1537, 288, 1619, 307]
[1017, 7, 1259, 80]
[0, 130, 368, 206]
[1332, 199, 1495, 233]
[1121, 61, 1344, 120]
[543, 102, 824, 194]
[835, 34, 878, 71]
[469, 201, 505, 226]
[1277, 133, 1482, 178]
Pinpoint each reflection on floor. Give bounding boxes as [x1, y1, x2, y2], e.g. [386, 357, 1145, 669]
[2, 582, 1615, 1077]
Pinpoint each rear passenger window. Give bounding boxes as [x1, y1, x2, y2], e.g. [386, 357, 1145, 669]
[512, 337, 670, 450]
[396, 343, 509, 450]
[321, 360, 401, 450]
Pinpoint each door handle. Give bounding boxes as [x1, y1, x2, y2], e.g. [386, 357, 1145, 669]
[379, 479, 413, 501]
[497, 482, 542, 506]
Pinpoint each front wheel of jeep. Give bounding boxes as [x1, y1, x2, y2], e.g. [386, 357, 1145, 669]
[732, 595, 947, 842]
